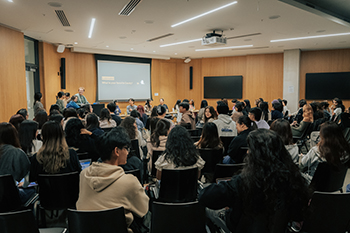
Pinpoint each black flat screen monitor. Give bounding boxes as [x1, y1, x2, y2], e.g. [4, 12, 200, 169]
[204, 76, 243, 99]
[305, 72, 350, 100]
[92, 103, 105, 115]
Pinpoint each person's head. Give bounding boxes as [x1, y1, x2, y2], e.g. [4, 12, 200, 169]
[70, 95, 78, 103]
[100, 108, 112, 121]
[333, 98, 343, 107]
[320, 101, 329, 110]
[164, 126, 199, 167]
[282, 99, 287, 107]
[63, 108, 78, 119]
[36, 121, 69, 173]
[150, 119, 171, 147]
[157, 105, 167, 116]
[34, 92, 42, 102]
[0, 122, 20, 148]
[200, 100, 208, 109]
[174, 99, 181, 109]
[319, 121, 350, 167]
[244, 99, 251, 109]
[299, 99, 307, 108]
[128, 98, 135, 105]
[221, 98, 228, 106]
[235, 102, 244, 112]
[9, 114, 25, 132]
[49, 109, 60, 116]
[146, 99, 152, 107]
[249, 107, 262, 121]
[270, 119, 293, 145]
[49, 114, 64, 126]
[204, 106, 217, 122]
[65, 92, 70, 99]
[96, 127, 131, 164]
[160, 98, 165, 105]
[197, 122, 221, 149]
[302, 104, 314, 122]
[86, 113, 100, 130]
[120, 116, 136, 140]
[49, 104, 60, 113]
[57, 91, 65, 99]
[19, 120, 39, 154]
[77, 108, 86, 120]
[113, 100, 119, 106]
[179, 102, 189, 113]
[137, 105, 145, 114]
[81, 104, 92, 113]
[189, 99, 194, 106]
[16, 109, 28, 120]
[65, 118, 85, 147]
[216, 101, 229, 115]
[107, 102, 117, 113]
[78, 87, 85, 95]
[272, 102, 283, 112]
[236, 115, 255, 134]
[151, 106, 158, 117]
[34, 110, 48, 129]
[130, 109, 141, 119]
[182, 99, 189, 103]
[232, 99, 238, 107]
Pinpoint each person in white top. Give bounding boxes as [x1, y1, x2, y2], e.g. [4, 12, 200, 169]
[213, 101, 237, 137]
[248, 107, 270, 129]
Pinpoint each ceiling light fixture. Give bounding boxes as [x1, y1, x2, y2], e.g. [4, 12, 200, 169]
[8, 0, 13, 2]
[74, 42, 78, 44]
[195, 45, 253, 51]
[160, 38, 201, 47]
[88, 18, 96, 38]
[171, 1, 237, 27]
[271, 32, 350, 42]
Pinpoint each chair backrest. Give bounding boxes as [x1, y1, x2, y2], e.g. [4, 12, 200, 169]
[220, 136, 235, 154]
[190, 136, 201, 143]
[0, 209, 40, 233]
[199, 148, 223, 173]
[0, 174, 22, 213]
[37, 171, 79, 210]
[151, 201, 206, 233]
[187, 129, 199, 136]
[77, 152, 90, 160]
[302, 191, 350, 233]
[68, 207, 127, 233]
[214, 163, 245, 181]
[310, 162, 348, 192]
[124, 169, 142, 185]
[130, 139, 141, 159]
[151, 150, 164, 176]
[159, 167, 198, 203]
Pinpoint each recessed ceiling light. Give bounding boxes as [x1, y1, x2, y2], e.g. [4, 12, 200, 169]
[8, 0, 13, 2]
[171, 1, 237, 27]
[195, 45, 253, 51]
[74, 42, 78, 44]
[271, 32, 350, 42]
[160, 38, 201, 47]
[88, 18, 96, 38]
[106, 45, 109, 47]
[175, 53, 177, 55]
[153, 51, 156, 53]
[131, 48, 134, 50]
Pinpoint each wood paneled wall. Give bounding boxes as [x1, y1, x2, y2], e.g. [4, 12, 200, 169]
[0, 25, 26, 122]
[300, 49, 350, 108]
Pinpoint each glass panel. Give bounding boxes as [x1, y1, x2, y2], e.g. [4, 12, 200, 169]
[24, 38, 35, 64]
[26, 71, 35, 120]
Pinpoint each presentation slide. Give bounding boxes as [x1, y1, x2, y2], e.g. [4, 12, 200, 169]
[97, 60, 151, 101]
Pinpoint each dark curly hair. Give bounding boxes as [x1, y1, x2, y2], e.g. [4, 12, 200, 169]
[151, 119, 171, 147]
[120, 116, 136, 140]
[164, 126, 199, 167]
[242, 129, 309, 215]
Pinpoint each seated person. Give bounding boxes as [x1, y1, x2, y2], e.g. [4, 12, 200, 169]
[126, 98, 137, 115]
[74, 87, 89, 106]
[107, 102, 122, 126]
[249, 107, 269, 129]
[213, 101, 237, 137]
[291, 104, 313, 137]
[271, 101, 283, 120]
[86, 113, 104, 136]
[178, 102, 196, 130]
[159, 98, 169, 111]
[195, 122, 223, 150]
[76, 127, 149, 233]
[99, 108, 117, 129]
[66, 95, 80, 109]
[231, 102, 244, 123]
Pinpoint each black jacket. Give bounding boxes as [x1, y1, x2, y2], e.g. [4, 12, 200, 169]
[227, 129, 251, 163]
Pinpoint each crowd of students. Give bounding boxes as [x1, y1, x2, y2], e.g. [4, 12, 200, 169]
[1, 92, 350, 232]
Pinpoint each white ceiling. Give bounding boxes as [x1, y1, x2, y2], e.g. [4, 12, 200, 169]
[1, 0, 350, 59]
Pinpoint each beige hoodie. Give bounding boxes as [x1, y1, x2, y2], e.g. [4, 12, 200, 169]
[76, 162, 149, 233]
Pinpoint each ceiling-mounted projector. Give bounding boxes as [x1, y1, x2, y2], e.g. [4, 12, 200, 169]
[202, 30, 227, 46]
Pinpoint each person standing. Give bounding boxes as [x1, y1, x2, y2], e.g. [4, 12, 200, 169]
[34, 92, 44, 116]
[74, 87, 89, 106]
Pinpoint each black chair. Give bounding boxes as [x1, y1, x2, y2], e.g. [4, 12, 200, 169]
[220, 136, 235, 154]
[130, 139, 141, 159]
[151, 201, 206, 233]
[301, 191, 350, 233]
[309, 162, 348, 193]
[158, 167, 198, 203]
[187, 129, 199, 136]
[0, 209, 66, 233]
[37, 172, 80, 227]
[67, 207, 127, 233]
[77, 152, 89, 160]
[124, 169, 142, 185]
[199, 148, 223, 174]
[151, 150, 164, 177]
[213, 163, 245, 182]
[293, 123, 313, 153]
[190, 136, 201, 143]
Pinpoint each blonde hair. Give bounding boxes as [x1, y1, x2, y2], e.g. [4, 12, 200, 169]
[36, 121, 70, 173]
[302, 104, 314, 123]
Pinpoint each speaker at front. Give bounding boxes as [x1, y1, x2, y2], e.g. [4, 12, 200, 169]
[60, 58, 66, 89]
[189, 66, 193, 90]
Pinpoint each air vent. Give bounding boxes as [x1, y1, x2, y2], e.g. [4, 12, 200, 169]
[119, 0, 143, 16]
[55, 10, 70, 26]
[147, 33, 174, 42]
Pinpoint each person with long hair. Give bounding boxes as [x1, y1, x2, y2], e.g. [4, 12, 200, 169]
[154, 126, 205, 180]
[259, 101, 271, 121]
[223, 115, 257, 164]
[291, 104, 314, 137]
[145, 106, 160, 133]
[300, 121, 350, 182]
[130, 110, 145, 132]
[144, 99, 153, 114]
[189, 99, 195, 111]
[86, 113, 104, 136]
[120, 116, 146, 155]
[146, 119, 171, 172]
[34, 92, 44, 116]
[0, 122, 35, 204]
[270, 119, 299, 163]
[195, 122, 223, 150]
[137, 105, 148, 126]
[66, 95, 80, 109]
[16, 108, 28, 120]
[331, 97, 345, 121]
[199, 129, 309, 233]
[99, 108, 116, 128]
[174, 99, 181, 112]
[197, 100, 208, 123]
[19, 120, 42, 156]
[204, 106, 218, 123]
[9, 114, 25, 132]
[29, 121, 81, 182]
[242, 99, 251, 115]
